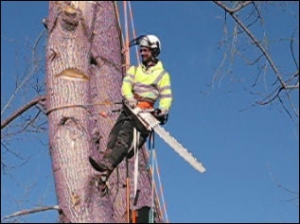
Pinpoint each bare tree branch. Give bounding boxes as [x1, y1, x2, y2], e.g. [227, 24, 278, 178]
[290, 27, 299, 71]
[212, 1, 299, 122]
[214, 1, 253, 14]
[1, 95, 46, 130]
[213, 1, 287, 89]
[1, 30, 46, 117]
[2, 205, 60, 221]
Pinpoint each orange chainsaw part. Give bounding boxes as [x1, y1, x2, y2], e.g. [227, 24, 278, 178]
[137, 101, 154, 109]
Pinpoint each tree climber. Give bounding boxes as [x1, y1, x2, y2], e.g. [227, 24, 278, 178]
[89, 34, 173, 180]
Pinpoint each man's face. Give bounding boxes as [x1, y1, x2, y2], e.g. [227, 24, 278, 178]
[139, 47, 152, 63]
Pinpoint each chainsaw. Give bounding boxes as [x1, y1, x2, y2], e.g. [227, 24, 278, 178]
[123, 102, 206, 173]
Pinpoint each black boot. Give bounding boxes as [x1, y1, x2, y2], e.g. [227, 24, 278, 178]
[89, 156, 113, 173]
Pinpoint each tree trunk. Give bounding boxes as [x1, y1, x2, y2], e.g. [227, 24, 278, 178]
[88, 2, 155, 222]
[46, 1, 112, 222]
[46, 1, 157, 222]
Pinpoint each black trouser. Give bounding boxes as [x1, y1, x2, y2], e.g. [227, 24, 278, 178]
[105, 109, 150, 168]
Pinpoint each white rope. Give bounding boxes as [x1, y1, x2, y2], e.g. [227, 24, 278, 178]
[149, 139, 155, 223]
[133, 128, 140, 201]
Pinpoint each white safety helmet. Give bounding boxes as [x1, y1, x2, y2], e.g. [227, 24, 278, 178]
[129, 34, 161, 57]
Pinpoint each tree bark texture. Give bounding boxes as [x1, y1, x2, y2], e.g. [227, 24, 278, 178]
[46, 1, 159, 223]
[46, 1, 109, 222]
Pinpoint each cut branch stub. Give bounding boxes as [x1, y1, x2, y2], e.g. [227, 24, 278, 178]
[60, 5, 80, 32]
[55, 68, 89, 82]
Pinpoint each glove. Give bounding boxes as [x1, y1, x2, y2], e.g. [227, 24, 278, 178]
[125, 98, 137, 108]
[153, 108, 169, 125]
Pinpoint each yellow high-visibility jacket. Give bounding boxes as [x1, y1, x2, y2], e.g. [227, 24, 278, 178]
[122, 61, 173, 111]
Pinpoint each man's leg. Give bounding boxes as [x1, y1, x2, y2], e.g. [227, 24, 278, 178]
[89, 112, 134, 173]
[106, 118, 134, 167]
[89, 112, 125, 172]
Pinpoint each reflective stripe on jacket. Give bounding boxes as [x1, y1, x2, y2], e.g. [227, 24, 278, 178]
[122, 61, 173, 111]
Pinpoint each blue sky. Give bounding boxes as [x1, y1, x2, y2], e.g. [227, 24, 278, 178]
[1, 1, 299, 223]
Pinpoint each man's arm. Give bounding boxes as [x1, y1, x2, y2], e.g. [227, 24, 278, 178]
[121, 66, 137, 107]
[158, 72, 173, 113]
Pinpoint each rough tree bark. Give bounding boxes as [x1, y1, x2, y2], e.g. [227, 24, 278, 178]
[46, 1, 112, 222]
[46, 1, 157, 222]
